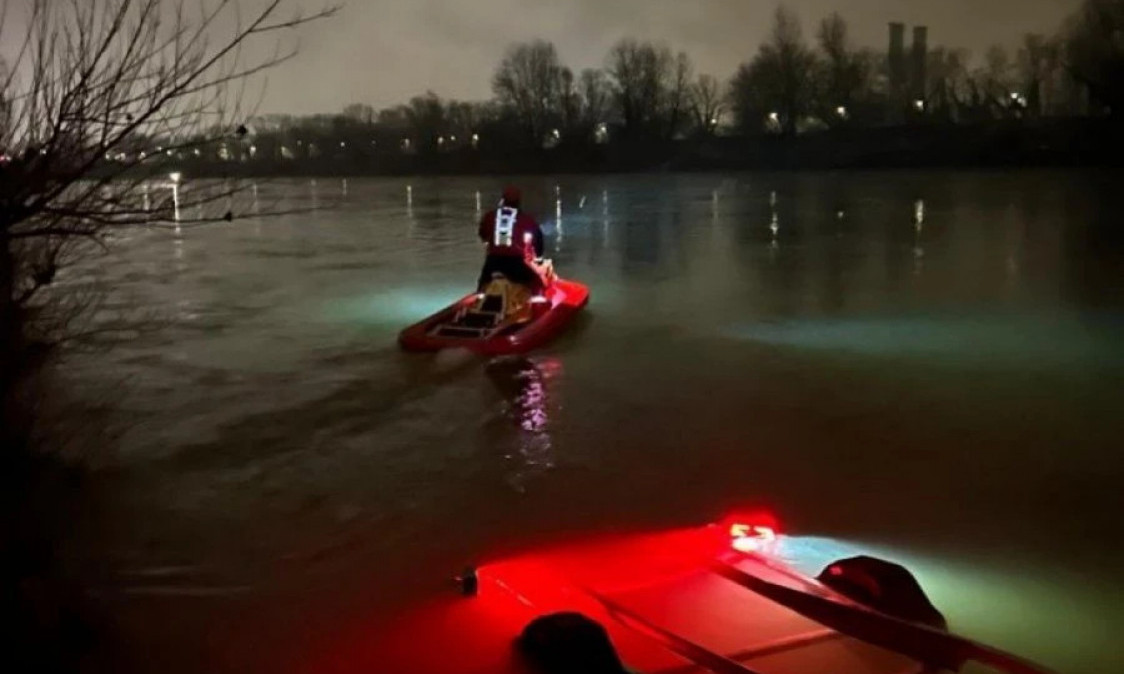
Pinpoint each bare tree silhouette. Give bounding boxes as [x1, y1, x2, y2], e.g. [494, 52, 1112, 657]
[689, 74, 725, 137]
[1063, 0, 1124, 117]
[0, 0, 335, 448]
[492, 40, 565, 147]
[729, 6, 817, 135]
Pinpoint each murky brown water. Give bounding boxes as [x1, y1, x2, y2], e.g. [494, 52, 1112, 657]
[64, 171, 1124, 674]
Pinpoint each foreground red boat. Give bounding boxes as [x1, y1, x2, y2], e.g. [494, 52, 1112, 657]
[398, 277, 589, 355]
[355, 517, 1055, 674]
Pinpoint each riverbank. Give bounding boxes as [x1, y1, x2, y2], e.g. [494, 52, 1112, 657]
[160, 118, 1124, 178]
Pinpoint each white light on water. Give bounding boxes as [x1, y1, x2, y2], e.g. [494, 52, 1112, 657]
[720, 315, 1118, 370]
[328, 287, 465, 326]
[775, 536, 1116, 674]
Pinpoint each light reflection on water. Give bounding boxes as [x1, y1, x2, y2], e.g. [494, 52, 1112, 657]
[485, 357, 563, 492]
[326, 285, 467, 326]
[66, 173, 1124, 674]
[777, 535, 1122, 674]
[721, 314, 1123, 368]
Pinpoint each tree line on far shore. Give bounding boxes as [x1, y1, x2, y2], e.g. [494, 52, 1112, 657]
[168, 0, 1123, 165]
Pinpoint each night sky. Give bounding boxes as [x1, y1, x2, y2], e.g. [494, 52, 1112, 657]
[263, 0, 1081, 114]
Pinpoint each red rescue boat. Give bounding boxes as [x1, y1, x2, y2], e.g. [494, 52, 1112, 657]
[398, 277, 589, 355]
[354, 515, 1057, 674]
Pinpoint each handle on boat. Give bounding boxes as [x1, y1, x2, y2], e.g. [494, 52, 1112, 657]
[588, 589, 766, 674]
[711, 561, 1057, 674]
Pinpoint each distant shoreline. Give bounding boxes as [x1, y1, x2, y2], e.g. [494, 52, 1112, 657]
[133, 119, 1124, 178]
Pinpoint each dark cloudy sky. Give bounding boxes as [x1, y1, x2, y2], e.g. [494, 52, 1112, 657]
[265, 0, 1081, 114]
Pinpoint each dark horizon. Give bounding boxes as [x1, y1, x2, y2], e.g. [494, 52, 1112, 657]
[262, 0, 1081, 115]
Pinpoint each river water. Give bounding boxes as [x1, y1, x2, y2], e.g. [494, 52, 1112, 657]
[64, 172, 1123, 674]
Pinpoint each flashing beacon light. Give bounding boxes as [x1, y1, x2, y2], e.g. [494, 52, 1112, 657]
[720, 511, 779, 554]
[729, 523, 777, 553]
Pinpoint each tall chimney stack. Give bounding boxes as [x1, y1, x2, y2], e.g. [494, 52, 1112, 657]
[912, 26, 929, 103]
[889, 22, 906, 99]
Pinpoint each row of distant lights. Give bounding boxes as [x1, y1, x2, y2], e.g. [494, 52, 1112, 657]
[762, 96, 1025, 121]
[102, 133, 487, 161]
[96, 120, 638, 162]
[763, 105, 858, 121]
[35, 96, 1038, 167]
[105, 145, 204, 162]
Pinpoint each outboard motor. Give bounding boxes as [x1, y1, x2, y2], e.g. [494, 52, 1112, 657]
[817, 556, 947, 630]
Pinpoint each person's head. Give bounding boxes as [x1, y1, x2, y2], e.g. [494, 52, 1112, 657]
[516, 613, 627, 674]
[501, 185, 522, 209]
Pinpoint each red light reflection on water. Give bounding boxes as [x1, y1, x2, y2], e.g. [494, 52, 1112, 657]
[308, 528, 726, 674]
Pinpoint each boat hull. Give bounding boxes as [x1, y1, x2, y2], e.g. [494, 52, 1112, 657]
[397, 279, 589, 355]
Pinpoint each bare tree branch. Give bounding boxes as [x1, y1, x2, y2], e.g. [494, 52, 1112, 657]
[0, 0, 337, 366]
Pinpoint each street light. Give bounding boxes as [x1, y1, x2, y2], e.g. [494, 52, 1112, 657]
[836, 106, 848, 118]
[914, 99, 926, 112]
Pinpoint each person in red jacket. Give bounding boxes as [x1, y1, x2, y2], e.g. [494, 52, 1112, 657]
[477, 186, 546, 292]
